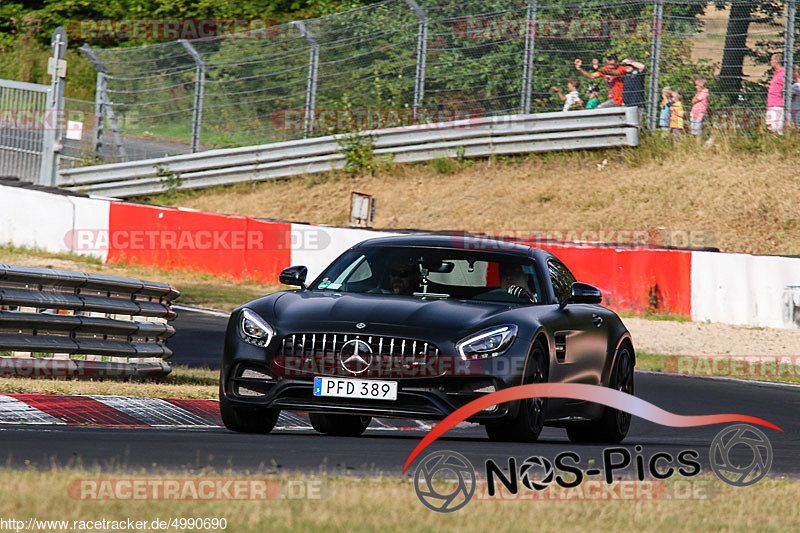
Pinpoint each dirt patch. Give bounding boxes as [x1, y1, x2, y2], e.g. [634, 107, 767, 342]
[627, 317, 800, 356]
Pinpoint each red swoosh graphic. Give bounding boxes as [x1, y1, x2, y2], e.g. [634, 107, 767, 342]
[402, 383, 782, 472]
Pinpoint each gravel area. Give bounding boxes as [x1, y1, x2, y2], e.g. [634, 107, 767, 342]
[625, 317, 800, 356]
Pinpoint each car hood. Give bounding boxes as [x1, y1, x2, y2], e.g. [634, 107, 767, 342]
[264, 291, 522, 339]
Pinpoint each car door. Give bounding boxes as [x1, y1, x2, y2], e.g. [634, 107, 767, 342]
[546, 259, 609, 386]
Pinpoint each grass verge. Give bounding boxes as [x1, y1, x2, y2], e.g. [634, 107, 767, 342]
[150, 131, 800, 256]
[636, 352, 800, 385]
[0, 469, 796, 532]
[0, 366, 218, 399]
[0, 244, 281, 312]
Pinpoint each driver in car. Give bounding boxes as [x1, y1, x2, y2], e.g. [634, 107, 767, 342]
[389, 260, 421, 295]
[499, 263, 536, 303]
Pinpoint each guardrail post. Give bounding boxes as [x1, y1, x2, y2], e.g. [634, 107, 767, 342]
[647, 0, 665, 132]
[39, 27, 67, 187]
[784, 0, 796, 130]
[293, 21, 319, 137]
[405, 0, 428, 120]
[179, 40, 205, 153]
[521, 0, 538, 114]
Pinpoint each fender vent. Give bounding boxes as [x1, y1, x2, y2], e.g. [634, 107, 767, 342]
[555, 333, 567, 362]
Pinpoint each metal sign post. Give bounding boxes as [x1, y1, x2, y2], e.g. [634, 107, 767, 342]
[39, 27, 67, 186]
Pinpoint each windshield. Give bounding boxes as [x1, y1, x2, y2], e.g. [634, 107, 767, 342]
[312, 246, 544, 304]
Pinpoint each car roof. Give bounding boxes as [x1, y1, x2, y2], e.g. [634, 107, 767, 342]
[354, 234, 550, 258]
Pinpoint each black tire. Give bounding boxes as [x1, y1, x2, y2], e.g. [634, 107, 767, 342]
[485, 340, 547, 443]
[566, 342, 635, 444]
[219, 384, 280, 434]
[309, 413, 372, 436]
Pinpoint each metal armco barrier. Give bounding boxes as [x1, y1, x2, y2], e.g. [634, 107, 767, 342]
[0, 264, 179, 379]
[58, 107, 640, 198]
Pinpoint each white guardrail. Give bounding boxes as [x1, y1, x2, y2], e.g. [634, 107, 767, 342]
[58, 107, 640, 198]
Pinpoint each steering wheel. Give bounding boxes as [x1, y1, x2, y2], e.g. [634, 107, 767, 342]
[507, 285, 535, 303]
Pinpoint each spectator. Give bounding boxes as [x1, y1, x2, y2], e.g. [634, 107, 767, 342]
[585, 85, 600, 109]
[574, 55, 626, 108]
[550, 79, 583, 111]
[766, 53, 785, 134]
[621, 58, 646, 110]
[690, 77, 710, 145]
[792, 65, 800, 127]
[658, 86, 673, 135]
[669, 90, 684, 136]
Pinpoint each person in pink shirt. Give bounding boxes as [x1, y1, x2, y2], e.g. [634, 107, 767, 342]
[690, 77, 709, 144]
[766, 53, 785, 134]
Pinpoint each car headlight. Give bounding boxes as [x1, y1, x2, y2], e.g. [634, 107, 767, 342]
[238, 308, 274, 348]
[456, 325, 518, 360]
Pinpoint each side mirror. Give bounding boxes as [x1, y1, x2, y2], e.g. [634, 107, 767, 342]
[559, 282, 602, 309]
[280, 266, 308, 289]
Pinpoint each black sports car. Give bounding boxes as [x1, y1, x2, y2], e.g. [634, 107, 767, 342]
[220, 235, 635, 443]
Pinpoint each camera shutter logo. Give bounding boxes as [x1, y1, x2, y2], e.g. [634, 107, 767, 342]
[519, 456, 555, 491]
[709, 424, 772, 487]
[413, 450, 476, 512]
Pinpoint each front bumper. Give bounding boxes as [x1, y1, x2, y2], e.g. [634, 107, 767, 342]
[223, 361, 517, 422]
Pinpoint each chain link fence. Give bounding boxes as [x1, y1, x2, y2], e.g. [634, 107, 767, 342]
[79, 0, 798, 162]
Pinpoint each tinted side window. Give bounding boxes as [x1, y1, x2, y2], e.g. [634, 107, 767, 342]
[548, 260, 577, 303]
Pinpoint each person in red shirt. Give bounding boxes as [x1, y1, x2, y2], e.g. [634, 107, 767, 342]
[574, 55, 626, 108]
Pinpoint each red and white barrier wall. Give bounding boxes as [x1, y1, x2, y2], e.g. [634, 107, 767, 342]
[1, 184, 798, 329]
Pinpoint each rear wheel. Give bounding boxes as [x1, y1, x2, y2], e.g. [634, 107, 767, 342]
[309, 413, 372, 436]
[219, 384, 280, 434]
[485, 341, 547, 443]
[566, 342, 634, 444]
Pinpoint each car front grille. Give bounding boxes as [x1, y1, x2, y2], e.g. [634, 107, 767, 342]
[278, 333, 440, 359]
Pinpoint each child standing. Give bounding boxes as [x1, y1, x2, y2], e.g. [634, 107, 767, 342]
[584, 85, 600, 109]
[551, 79, 583, 111]
[669, 90, 684, 136]
[658, 86, 672, 134]
[690, 77, 710, 144]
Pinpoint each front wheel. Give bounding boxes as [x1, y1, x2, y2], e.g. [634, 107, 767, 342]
[485, 341, 547, 443]
[309, 413, 372, 436]
[219, 384, 280, 434]
[566, 342, 634, 444]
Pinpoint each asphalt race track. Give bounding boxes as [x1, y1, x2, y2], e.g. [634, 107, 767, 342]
[0, 309, 797, 478]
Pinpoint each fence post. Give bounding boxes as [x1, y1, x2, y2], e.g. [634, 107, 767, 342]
[784, 0, 796, 130]
[405, 0, 428, 120]
[521, 0, 538, 114]
[39, 27, 67, 187]
[179, 40, 205, 153]
[80, 44, 127, 162]
[647, 0, 665, 132]
[93, 72, 106, 157]
[293, 21, 319, 137]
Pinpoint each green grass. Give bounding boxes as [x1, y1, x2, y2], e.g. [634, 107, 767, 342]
[636, 352, 800, 385]
[0, 469, 797, 532]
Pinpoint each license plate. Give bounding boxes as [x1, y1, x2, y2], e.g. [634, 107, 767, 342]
[313, 377, 398, 401]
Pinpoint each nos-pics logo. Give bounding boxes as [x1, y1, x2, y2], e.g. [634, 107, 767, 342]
[413, 424, 773, 512]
